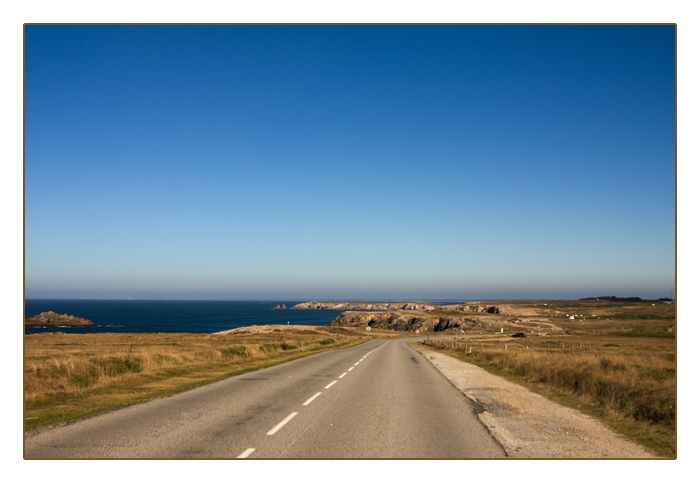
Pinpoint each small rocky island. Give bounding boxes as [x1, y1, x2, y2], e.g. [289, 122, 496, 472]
[25, 311, 95, 328]
[271, 304, 287, 310]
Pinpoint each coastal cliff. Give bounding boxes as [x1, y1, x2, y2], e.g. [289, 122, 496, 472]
[328, 311, 489, 332]
[436, 303, 501, 314]
[291, 300, 501, 314]
[292, 300, 503, 332]
[25, 311, 95, 328]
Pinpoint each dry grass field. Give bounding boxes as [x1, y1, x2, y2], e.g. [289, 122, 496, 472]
[423, 300, 676, 457]
[24, 326, 399, 431]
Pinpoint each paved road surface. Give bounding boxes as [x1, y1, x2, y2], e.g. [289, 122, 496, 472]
[25, 339, 505, 458]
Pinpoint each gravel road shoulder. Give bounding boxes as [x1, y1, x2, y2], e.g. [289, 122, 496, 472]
[412, 344, 656, 458]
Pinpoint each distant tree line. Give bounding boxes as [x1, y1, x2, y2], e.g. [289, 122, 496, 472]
[580, 296, 674, 302]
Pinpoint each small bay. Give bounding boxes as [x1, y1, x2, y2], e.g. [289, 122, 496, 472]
[24, 300, 343, 334]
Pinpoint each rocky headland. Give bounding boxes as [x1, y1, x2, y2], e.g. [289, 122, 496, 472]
[25, 311, 95, 328]
[290, 300, 501, 314]
[328, 311, 491, 333]
[438, 303, 501, 314]
[291, 301, 437, 311]
[286, 300, 509, 332]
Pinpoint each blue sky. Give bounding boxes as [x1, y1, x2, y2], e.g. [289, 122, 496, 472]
[24, 25, 676, 300]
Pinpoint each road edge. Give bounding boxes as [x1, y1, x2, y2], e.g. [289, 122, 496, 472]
[409, 342, 656, 459]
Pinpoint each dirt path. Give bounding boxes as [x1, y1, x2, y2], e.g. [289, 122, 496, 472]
[413, 345, 656, 458]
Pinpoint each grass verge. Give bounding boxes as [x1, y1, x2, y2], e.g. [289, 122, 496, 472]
[421, 335, 675, 458]
[24, 328, 369, 432]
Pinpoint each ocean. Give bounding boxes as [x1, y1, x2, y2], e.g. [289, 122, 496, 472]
[24, 300, 344, 335]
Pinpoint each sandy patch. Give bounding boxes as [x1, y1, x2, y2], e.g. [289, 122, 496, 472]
[214, 324, 328, 335]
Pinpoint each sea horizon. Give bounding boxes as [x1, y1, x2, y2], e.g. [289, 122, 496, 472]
[23, 299, 345, 335]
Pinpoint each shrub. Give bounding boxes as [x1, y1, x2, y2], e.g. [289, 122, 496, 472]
[221, 346, 248, 358]
[97, 357, 143, 377]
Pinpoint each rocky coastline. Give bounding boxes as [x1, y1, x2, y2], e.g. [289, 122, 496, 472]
[290, 300, 500, 314]
[290, 301, 437, 311]
[328, 310, 490, 333]
[287, 300, 504, 333]
[25, 311, 95, 328]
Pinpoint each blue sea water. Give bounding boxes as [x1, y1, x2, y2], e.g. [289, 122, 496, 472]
[24, 300, 344, 335]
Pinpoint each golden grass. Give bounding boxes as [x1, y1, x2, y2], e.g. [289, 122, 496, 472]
[423, 334, 676, 457]
[24, 328, 372, 431]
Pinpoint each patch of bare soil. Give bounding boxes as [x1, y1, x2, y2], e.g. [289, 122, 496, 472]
[214, 325, 328, 335]
[413, 345, 656, 458]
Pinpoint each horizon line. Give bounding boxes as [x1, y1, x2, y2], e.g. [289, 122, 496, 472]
[24, 296, 675, 302]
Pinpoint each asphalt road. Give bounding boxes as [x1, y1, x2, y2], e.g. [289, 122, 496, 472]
[24, 338, 505, 459]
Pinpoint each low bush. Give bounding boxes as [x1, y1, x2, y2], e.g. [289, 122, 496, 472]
[221, 346, 248, 358]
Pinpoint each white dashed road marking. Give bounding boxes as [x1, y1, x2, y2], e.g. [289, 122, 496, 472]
[237, 448, 255, 458]
[303, 392, 322, 406]
[239, 342, 389, 451]
[267, 412, 298, 435]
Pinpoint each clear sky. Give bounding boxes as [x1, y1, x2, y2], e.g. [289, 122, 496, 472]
[24, 25, 676, 301]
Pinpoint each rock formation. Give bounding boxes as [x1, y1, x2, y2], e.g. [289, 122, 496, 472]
[328, 311, 489, 332]
[438, 303, 501, 314]
[290, 301, 436, 311]
[25, 311, 95, 327]
[291, 300, 499, 314]
[271, 304, 287, 310]
[291, 300, 502, 332]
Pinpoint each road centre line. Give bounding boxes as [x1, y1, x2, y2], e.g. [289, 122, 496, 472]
[254, 346, 386, 446]
[267, 412, 298, 435]
[248, 346, 385, 448]
[302, 392, 322, 406]
[237, 448, 255, 458]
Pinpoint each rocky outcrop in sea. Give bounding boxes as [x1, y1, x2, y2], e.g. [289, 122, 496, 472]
[25, 311, 95, 327]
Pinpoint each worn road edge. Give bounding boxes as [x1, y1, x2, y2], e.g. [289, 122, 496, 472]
[411, 343, 656, 458]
